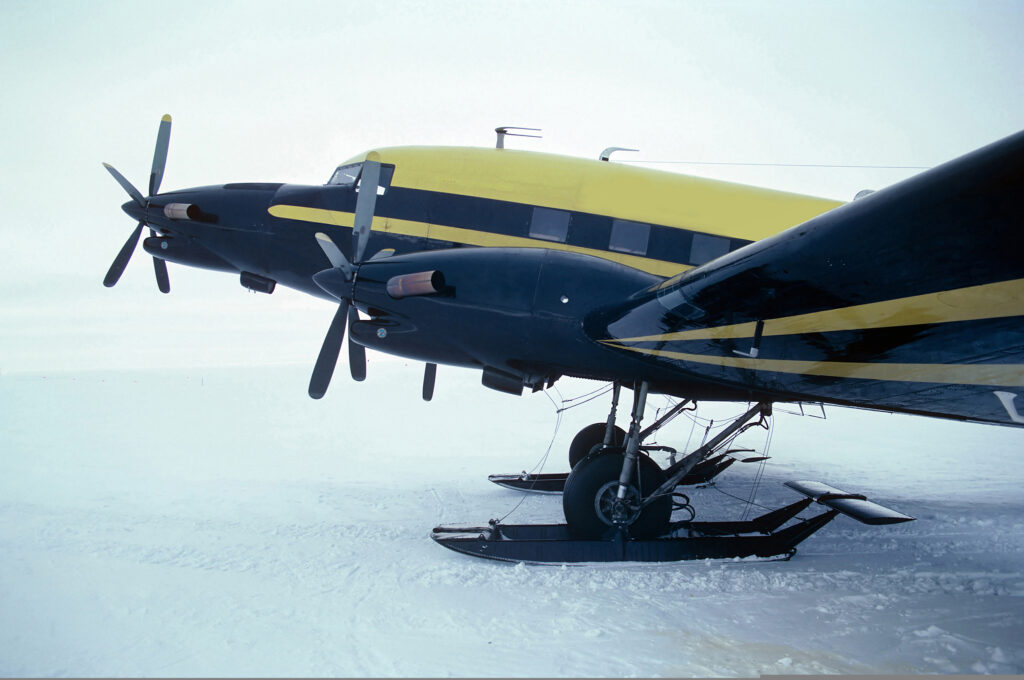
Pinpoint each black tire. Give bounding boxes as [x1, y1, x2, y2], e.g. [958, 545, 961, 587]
[562, 449, 672, 539]
[568, 423, 626, 469]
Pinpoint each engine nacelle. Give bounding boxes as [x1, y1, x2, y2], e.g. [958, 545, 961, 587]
[347, 247, 662, 386]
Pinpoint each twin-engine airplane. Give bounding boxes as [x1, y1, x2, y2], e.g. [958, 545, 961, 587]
[102, 117, 1024, 563]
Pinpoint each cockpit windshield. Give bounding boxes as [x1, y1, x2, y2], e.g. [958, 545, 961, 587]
[327, 163, 362, 187]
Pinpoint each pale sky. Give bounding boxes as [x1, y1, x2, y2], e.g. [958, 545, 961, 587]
[1, 0, 1022, 373]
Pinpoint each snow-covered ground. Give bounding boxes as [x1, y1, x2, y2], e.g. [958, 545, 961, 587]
[2, 361, 1023, 676]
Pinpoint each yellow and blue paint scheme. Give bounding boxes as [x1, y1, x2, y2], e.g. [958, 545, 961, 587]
[135, 131, 1024, 427]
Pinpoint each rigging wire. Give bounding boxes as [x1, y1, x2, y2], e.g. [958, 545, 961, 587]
[496, 385, 566, 523]
[682, 409, 698, 459]
[617, 160, 931, 170]
[741, 414, 774, 521]
[560, 381, 611, 404]
[710, 484, 776, 513]
[554, 383, 613, 413]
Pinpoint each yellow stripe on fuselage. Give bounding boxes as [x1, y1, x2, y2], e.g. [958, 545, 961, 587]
[341, 147, 843, 242]
[268, 203, 690, 277]
[270, 204, 353, 227]
[613, 278, 1024, 343]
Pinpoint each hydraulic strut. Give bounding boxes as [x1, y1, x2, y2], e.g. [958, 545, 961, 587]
[602, 383, 622, 447]
[615, 382, 649, 499]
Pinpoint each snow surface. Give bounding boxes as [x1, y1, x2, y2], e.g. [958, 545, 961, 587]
[2, 361, 1023, 676]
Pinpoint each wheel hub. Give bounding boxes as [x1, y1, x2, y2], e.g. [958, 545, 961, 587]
[595, 481, 642, 528]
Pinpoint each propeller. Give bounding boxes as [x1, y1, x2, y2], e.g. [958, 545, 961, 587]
[308, 153, 383, 398]
[102, 114, 173, 293]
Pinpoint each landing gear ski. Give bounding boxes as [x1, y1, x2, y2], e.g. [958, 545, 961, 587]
[432, 480, 914, 564]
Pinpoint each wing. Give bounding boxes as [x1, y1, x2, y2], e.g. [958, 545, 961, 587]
[595, 129, 1024, 426]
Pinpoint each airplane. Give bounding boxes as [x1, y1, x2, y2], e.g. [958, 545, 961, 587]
[102, 116, 1024, 563]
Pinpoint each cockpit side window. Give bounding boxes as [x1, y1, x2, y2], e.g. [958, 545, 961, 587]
[357, 164, 395, 196]
[328, 163, 362, 186]
[328, 162, 396, 197]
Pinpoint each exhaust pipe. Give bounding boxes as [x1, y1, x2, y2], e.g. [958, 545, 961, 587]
[386, 270, 445, 299]
[163, 203, 201, 220]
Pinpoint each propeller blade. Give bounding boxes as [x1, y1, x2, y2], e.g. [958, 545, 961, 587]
[352, 152, 381, 263]
[149, 228, 170, 293]
[103, 163, 145, 207]
[348, 305, 366, 382]
[149, 114, 172, 196]
[103, 222, 145, 287]
[309, 300, 350, 399]
[422, 363, 437, 401]
[315, 232, 354, 277]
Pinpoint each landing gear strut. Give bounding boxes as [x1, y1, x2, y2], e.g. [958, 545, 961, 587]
[567, 384, 626, 468]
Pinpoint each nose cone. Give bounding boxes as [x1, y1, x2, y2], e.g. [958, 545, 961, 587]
[121, 199, 145, 222]
[313, 267, 353, 300]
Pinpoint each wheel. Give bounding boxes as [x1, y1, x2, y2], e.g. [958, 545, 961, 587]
[562, 449, 672, 539]
[568, 422, 626, 469]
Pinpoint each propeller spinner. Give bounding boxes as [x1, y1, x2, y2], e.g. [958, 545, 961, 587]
[102, 114, 173, 293]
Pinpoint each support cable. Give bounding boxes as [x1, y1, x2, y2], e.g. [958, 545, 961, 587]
[554, 384, 613, 412]
[617, 159, 930, 170]
[496, 385, 566, 523]
[741, 414, 774, 521]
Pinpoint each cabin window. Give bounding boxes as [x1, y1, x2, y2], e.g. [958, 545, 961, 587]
[609, 219, 650, 255]
[689, 232, 730, 265]
[529, 207, 570, 243]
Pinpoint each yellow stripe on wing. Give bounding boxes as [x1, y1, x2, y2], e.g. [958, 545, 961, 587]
[614, 278, 1024, 343]
[601, 342, 1024, 387]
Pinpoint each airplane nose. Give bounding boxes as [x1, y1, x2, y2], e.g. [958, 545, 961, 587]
[121, 199, 145, 221]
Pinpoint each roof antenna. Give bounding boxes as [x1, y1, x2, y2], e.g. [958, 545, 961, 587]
[599, 146, 639, 162]
[495, 126, 542, 149]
